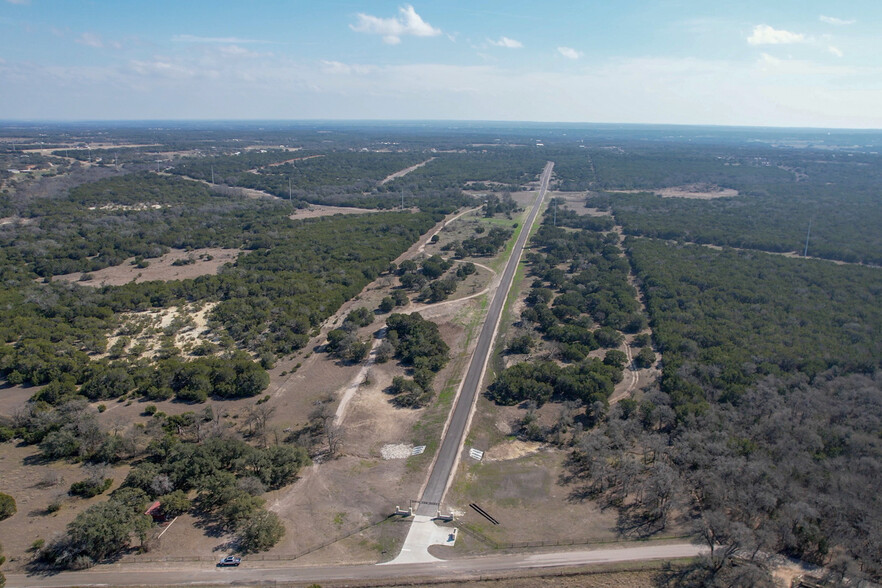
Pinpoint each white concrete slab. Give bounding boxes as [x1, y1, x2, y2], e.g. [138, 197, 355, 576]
[381, 515, 457, 565]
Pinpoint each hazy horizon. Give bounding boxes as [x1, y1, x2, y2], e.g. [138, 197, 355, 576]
[2, 1, 881, 128]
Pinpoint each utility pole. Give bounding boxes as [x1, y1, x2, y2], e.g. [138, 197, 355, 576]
[211, 165, 215, 184]
[289, 177, 293, 203]
[553, 198, 557, 226]
[803, 217, 813, 257]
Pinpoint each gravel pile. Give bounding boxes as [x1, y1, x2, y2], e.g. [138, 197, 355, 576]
[381, 443, 413, 460]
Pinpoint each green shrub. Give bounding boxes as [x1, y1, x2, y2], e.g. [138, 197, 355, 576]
[69, 478, 113, 498]
[0, 493, 16, 520]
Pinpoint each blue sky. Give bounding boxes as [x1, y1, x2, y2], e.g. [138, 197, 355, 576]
[1, 0, 880, 127]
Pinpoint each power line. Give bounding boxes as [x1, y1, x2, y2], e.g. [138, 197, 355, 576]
[803, 217, 813, 257]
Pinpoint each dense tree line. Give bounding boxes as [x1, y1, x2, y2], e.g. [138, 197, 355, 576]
[0, 186, 439, 394]
[0, 175, 450, 504]
[173, 150, 426, 192]
[325, 307, 375, 363]
[518, 224, 644, 360]
[170, 150, 480, 213]
[592, 187, 882, 265]
[385, 313, 449, 407]
[2, 172, 277, 276]
[36, 432, 306, 567]
[13, 396, 309, 568]
[627, 239, 882, 416]
[456, 226, 512, 257]
[565, 367, 882, 584]
[387, 149, 546, 192]
[488, 358, 622, 407]
[585, 147, 792, 190]
[552, 237, 882, 583]
[483, 192, 518, 217]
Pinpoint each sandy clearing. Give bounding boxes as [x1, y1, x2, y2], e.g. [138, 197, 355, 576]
[381, 444, 414, 460]
[87, 203, 167, 211]
[0, 216, 35, 226]
[289, 204, 380, 219]
[657, 184, 739, 199]
[98, 302, 218, 367]
[53, 247, 240, 286]
[0, 442, 132, 572]
[485, 440, 543, 461]
[553, 191, 612, 217]
[380, 157, 436, 184]
[612, 184, 739, 199]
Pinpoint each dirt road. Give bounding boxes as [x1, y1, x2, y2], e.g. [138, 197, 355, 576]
[380, 157, 436, 184]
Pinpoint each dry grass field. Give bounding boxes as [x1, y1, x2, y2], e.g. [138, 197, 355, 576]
[53, 247, 240, 287]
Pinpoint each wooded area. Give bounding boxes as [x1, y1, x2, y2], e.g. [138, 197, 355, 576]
[2, 123, 881, 582]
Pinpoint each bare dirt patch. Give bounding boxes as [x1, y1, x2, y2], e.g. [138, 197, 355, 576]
[553, 190, 612, 217]
[102, 302, 218, 360]
[87, 203, 167, 212]
[53, 247, 240, 287]
[262, 154, 324, 168]
[0, 443, 131, 572]
[381, 444, 414, 460]
[0, 216, 35, 227]
[289, 204, 379, 220]
[656, 183, 738, 199]
[485, 440, 543, 462]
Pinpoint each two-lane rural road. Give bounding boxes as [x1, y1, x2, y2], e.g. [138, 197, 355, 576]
[6, 543, 707, 587]
[415, 161, 554, 516]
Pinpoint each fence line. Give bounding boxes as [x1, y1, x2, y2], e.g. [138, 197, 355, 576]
[454, 522, 690, 552]
[117, 513, 401, 565]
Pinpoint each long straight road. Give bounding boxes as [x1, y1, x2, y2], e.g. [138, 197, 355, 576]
[415, 161, 554, 516]
[6, 543, 706, 587]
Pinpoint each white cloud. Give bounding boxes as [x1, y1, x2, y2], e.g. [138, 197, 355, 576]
[172, 34, 269, 44]
[557, 46, 581, 60]
[129, 59, 197, 79]
[747, 24, 805, 45]
[3, 43, 882, 127]
[218, 45, 262, 58]
[321, 60, 378, 76]
[76, 32, 104, 48]
[819, 15, 855, 26]
[350, 5, 441, 45]
[489, 36, 523, 49]
[828, 45, 843, 58]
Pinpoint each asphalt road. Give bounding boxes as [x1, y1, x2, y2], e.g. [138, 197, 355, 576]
[415, 162, 554, 516]
[6, 543, 707, 587]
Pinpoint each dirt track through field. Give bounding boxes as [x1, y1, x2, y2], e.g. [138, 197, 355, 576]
[380, 157, 436, 184]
